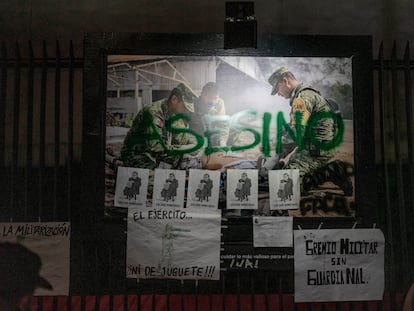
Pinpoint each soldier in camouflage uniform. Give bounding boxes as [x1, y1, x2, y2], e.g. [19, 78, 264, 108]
[264, 67, 337, 183]
[119, 83, 199, 169]
[189, 82, 229, 147]
[268, 67, 335, 175]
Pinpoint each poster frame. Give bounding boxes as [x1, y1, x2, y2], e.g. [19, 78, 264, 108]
[82, 32, 375, 225]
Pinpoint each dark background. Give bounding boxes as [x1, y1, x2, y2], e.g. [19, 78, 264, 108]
[0, 0, 412, 56]
[0, 0, 413, 301]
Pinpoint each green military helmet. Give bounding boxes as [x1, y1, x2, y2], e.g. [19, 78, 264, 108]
[268, 66, 289, 95]
[175, 83, 198, 113]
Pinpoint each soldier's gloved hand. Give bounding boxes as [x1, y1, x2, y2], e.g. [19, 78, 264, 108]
[179, 153, 202, 169]
[263, 154, 280, 170]
[258, 154, 280, 178]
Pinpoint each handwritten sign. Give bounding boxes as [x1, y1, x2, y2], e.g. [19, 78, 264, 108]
[127, 208, 221, 280]
[294, 229, 384, 302]
[0, 222, 71, 296]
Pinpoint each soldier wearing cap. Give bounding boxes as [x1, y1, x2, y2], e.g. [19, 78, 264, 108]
[0, 242, 53, 311]
[264, 67, 336, 182]
[189, 82, 229, 147]
[119, 83, 200, 169]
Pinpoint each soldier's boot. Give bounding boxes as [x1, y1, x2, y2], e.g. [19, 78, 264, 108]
[302, 171, 328, 193]
[302, 160, 353, 196]
[326, 160, 353, 196]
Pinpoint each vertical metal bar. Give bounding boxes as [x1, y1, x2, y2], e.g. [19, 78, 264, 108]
[403, 43, 414, 287]
[209, 281, 213, 311]
[80, 295, 86, 311]
[404, 42, 414, 217]
[123, 294, 128, 311]
[109, 295, 114, 311]
[67, 40, 74, 220]
[0, 42, 6, 168]
[166, 280, 170, 311]
[152, 280, 157, 311]
[66, 292, 72, 311]
[278, 276, 283, 311]
[53, 296, 58, 311]
[38, 41, 47, 219]
[250, 273, 255, 311]
[137, 284, 141, 311]
[264, 273, 269, 311]
[179, 280, 184, 311]
[236, 272, 240, 311]
[222, 273, 226, 311]
[12, 41, 21, 218]
[25, 41, 34, 219]
[37, 295, 43, 311]
[194, 280, 198, 311]
[391, 41, 409, 288]
[0, 42, 7, 217]
[54, 40, 61, 218]
[378, 42, 394, 290]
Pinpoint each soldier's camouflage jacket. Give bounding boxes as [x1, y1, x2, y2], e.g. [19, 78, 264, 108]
[120, 99, 195, 169]
[281, 84, 335, 156]
[281, 84, 336, 175]
[189, 97, 229, 147]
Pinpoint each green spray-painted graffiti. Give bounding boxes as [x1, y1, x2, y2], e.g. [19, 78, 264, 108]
[138, 108, 344, 157]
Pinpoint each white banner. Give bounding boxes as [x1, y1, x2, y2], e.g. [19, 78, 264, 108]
[127, 208, 221, 280]
[0, 222, 71, 296]
[294, 228, 384, 302]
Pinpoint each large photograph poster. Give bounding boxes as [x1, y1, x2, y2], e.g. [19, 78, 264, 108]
[105, 55, 354, 217]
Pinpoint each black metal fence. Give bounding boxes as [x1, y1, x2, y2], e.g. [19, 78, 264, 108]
[0, 41, 83, 222]
[374, 42, 414, 293]
[0, 40, 413, 308]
